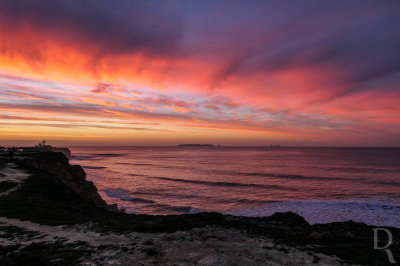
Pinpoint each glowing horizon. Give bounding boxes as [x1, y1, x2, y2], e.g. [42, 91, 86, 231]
[1, 1, 400, 147]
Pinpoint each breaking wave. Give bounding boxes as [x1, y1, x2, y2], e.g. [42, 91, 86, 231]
[151, 176, 295, 190]
[226, 198, 400, 228]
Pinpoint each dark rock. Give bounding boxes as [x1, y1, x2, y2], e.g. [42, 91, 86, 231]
[141, 246, 161, 257]
[0, 241, 91, 265]
[143, 239, 155, 245]
[263, 211, 310, 227]
[0, 181, 18, 193]
[16, 152, 118, 212]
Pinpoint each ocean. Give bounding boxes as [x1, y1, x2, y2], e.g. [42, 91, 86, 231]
[70, 146, 400, 228]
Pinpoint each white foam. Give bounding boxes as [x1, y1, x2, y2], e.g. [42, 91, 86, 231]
[189, 208, 202, 214]
[226, 198, 400, 228]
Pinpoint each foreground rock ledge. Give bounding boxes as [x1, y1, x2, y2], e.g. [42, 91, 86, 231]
[0, 150, 399, 265]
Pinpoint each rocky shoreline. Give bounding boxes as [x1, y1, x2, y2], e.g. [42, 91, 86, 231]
[0, 149, 399, 265]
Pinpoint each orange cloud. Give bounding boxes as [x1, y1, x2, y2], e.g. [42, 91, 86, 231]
[164, 105, 194, 114]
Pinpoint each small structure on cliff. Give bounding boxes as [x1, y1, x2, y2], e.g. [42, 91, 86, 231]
[19, 142, 72, 159]
[36, 140, 50, 149]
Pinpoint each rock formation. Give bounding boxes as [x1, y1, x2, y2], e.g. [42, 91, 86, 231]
[17, 151, 118, 212]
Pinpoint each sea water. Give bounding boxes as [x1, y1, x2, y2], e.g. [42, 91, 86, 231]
[70, 146, 400, 228]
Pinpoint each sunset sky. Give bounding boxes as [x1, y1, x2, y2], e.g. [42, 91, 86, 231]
[0, 0, 399, 146]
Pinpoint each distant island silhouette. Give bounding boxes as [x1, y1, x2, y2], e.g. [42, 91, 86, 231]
[178, 144, 214, 147]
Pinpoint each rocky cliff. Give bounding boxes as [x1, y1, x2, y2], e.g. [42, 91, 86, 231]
[16, 151, 118, 212]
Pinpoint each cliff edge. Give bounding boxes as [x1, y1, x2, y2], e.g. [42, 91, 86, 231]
[18, 151, 118, 212]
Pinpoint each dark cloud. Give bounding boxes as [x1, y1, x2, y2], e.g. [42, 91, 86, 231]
[190, 1, 400, 93]
[0, 0, 183, 56]
[0, 102, 191, 122]
[142, 96, 198, 109]
[204, 104, 220, 111]
[0, 0, 399, 94]
[0, 121, 163, 131]
[207, 96, 240, 109]
[91, 82, 112, 94]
